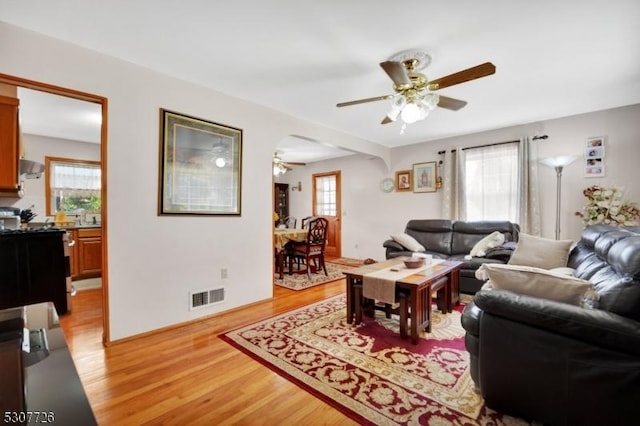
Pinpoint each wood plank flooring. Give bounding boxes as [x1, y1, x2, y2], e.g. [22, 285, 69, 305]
[59, 274, 358, 425]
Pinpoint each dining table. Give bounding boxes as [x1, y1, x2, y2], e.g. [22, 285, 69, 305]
[273, 228, 308, 279]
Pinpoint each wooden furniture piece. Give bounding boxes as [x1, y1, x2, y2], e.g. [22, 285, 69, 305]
[67, 227, 102, 280]
[0, 94, 21, 198]
[344, 257, 462, 344]
[274, 228, 308, 279]
[288, 217, 328, 279]
[274, 183, 289, 226]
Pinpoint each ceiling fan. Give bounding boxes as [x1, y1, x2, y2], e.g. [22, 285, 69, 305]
[273, 152, 306, 176]
[337, 50, 496, 126]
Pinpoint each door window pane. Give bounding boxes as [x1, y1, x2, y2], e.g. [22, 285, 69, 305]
[315, 175, 336, 216]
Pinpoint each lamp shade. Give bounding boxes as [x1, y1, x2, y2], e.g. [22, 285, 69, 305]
[539, 155, 577, 168]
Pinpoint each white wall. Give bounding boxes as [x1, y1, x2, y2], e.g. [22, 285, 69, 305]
[284, 104, 640, 260]
[0, 22, 387, 340]
[0, 134, 100, 219]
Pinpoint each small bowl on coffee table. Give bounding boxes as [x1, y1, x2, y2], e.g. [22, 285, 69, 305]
[403, 257, 425, 269]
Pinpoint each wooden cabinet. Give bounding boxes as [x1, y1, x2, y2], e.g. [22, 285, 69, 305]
[68, 228, 102, 280]
[274, 183, 289, 224]
[0, 95, 21, 197]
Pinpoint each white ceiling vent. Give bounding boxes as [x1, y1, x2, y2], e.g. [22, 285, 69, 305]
[189, 287, 225, 310]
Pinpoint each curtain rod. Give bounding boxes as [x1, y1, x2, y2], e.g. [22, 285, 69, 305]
[437, 134, 548, 155]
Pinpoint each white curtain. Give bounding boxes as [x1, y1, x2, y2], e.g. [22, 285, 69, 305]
[440, 148, 466, 219]
[464, 143, 519, 222]
[517, 136, 541, 235]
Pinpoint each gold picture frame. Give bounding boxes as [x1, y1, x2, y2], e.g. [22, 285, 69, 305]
[412, 161, 437, 193]
[395, 170, 412, 192]
[158, 109, 242, 215]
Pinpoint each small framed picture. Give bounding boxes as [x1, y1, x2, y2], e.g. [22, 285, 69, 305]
[395, 170, 412, 192]
[586, 136, 604, 148]
[585, 146, 604, 158]
[585, 158, 605, 177]
[412, 161, 437, 193]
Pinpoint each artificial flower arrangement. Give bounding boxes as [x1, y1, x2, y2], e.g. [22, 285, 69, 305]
[575, 185, 640, 226]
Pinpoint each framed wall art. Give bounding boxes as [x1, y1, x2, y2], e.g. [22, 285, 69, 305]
[584, 136, 605, 177]
[413, 161, 437, 193]
[395, 170, 412, 192]
[158, 109, 242, 215]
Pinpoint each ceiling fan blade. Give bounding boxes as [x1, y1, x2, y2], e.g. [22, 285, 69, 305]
[380, 61, 411, 87]
[437, 96, 467, 111]
[336, 94, 394, 107]
[429, 62, 496, 90]
[381, 116, 393, 125]
[284, 162, 306, 166]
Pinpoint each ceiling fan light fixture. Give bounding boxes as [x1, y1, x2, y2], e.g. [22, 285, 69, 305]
[400, 102, 423, 124]
[421, 92, 440, 110]
[273, 163, 287, 176]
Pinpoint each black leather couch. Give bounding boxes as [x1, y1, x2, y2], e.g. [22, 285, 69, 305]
[461, 225, 640, 425]
[383, 220, 520, 294]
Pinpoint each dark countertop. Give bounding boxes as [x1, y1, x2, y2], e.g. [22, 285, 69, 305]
[0, 303, 97, 425]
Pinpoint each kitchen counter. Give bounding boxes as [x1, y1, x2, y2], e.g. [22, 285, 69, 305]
[0, 302, 97, 425]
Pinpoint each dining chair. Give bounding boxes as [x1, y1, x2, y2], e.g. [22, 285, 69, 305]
[284, 216, 297, 229]
[287, 217, 328, 279]
[301, 216, 315, 229]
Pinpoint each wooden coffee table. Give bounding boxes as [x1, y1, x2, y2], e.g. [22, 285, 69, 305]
[343, 257, 462, 344]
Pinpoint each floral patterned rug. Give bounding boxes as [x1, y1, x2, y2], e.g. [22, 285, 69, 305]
[220, 295, 531, 425]
[274, 262, 352, 290]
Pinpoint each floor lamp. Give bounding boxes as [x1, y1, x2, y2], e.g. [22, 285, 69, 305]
[540, 156, 577, 239]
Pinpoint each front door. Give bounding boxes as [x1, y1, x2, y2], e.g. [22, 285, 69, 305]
[312, 170, 341, 258]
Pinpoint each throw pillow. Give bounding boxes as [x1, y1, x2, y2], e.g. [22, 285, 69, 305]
[465, 231, 506, 260]
[390, 233, 426, 252]
[508, 233, 573, 269]
[478, 263, 597, 307]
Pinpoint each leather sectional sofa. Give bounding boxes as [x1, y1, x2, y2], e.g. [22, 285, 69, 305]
[461, 225, 640, 425]
[383, 219, 520, 294]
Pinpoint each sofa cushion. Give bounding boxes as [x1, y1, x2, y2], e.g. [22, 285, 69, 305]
[479, 263, 597, 307]
[390, 233, 425, 252]
[509, 233, 573, 269]
[451, 221, 519, 254]
[465, 231, 505, 259]
[405, 219, 454, 255]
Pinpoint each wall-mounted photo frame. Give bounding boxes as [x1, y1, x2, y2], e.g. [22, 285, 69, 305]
[584, 136, 605, 178]
[158, 109, 242, 215]
[395, 170, 412, 192]
[412, 161, 437, 193]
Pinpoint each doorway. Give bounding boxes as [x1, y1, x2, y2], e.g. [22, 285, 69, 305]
[0, 73, 109, 343]
[312, 170, 341, 258]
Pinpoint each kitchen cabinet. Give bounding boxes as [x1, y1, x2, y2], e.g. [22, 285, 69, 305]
[0, 95, 21, 197]
[274, 183, 289, 224]
[68, 227, 102, 280]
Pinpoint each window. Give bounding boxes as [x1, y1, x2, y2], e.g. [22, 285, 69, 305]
[314, 174, 337, 216]
[464, 143, 519, 222]
[45, 156, 101, 215]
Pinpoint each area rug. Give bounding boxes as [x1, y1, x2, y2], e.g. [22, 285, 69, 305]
[221, 295, 530, 425]
[274, 262, 352, 291]
[329, 257, 367, 267]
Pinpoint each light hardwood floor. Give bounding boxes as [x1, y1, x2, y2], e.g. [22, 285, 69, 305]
[59, 276, 358, 425]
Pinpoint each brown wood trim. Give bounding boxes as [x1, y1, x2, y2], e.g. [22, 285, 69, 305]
[0, 73, 111, 346]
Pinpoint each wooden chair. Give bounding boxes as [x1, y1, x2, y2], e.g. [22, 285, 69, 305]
[283, 216, 297, 229]
[300, 216, 315, 229]
[287, 217, 328, 279]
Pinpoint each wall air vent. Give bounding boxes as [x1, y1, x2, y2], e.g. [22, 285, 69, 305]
[189, 287, 225, 310]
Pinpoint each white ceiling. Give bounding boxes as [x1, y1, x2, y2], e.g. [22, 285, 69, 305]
[3, 0, 640, 163]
